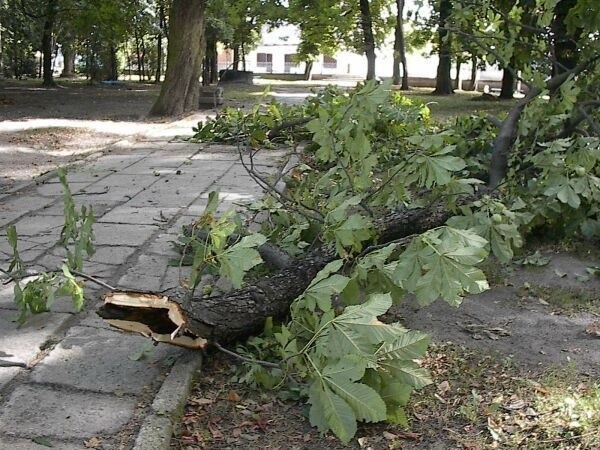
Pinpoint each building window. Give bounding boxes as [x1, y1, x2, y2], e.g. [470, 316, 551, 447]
[284, 54, 297, 73]
[256, 53, 273, 72]
[323, 56, 337, 69]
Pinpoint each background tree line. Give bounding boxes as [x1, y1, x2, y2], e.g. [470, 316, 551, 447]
[0, 0, 595, 116]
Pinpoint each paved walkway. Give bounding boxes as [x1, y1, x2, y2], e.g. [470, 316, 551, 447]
[0, 127, 286, 449]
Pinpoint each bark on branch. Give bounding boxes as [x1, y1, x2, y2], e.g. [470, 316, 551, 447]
[488, 56, 599, 189]
[97, 202, 456, 347]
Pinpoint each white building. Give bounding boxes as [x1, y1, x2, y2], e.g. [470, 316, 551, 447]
[220, 24, 502, 87]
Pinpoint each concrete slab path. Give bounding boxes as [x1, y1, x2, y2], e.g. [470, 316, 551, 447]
[0, 125, 287, 449]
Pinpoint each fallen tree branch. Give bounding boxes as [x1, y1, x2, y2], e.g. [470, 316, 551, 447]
[489, 55, 599, 189]
[267, 117, 313, 140]
[97, 201, 457, 346]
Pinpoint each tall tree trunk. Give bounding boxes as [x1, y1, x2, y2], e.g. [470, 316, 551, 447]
[454, 57, 462, 90]
[433, 0, 453, 95]
[233, 46, 240, 71]
[552, 0, 579, 76]
[500, 66, 515, 99]
[134, 28, 143, 82]
[155, 34, 163, 83]
[468, 55, 478, 91]
[61, 43, 75, 78]
[392, 0, 409, 89]
[107, 44, 118, 81]
[203, 36, 218, 84]
[155, 2, 166, 83]
[359, 0, 376, 80]
[304, 60, 313, 81]
[41, 0, 58, 87]
[150, 0, 206, 116]
[141, 36, 148, 81]
[241, 44, 246, 71]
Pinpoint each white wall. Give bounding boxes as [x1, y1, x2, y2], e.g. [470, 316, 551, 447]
[240, 24, 503, 82]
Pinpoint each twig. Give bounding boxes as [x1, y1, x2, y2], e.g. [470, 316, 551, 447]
[212, 341, 280, 369]
[72, 188, 110, 196]
[237, 140, 325, 223]
[355, 234, 416, 260]
[70, 270, 116, 290]
[1, 266, 116, 291]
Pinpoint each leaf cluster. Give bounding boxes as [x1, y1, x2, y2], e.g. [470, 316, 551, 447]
[5, 169, 94, 324]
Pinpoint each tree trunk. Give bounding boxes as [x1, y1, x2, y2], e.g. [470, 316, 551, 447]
[233, 46, 240, 71]
[98, 205, 455, 346]
[500, 66, 515, 99]
[134, 28, 143, 81]
[552, 0, 579, 76]
[107, 44, 118, 81]
[155, 34, 162, 83]
[468, 55, 478, 91]
[392, 0, 409, 89]
[241, 44, 246, 71]
[0, 19, 3, 78]
[141, 36, 148, 81]
[155, 2, 166, 83]
[433, 0, 453, 95]
[359, 0, 376, 80]
[150, 0, 206, 116]
[304, 60, 313, 81]
[203, 36, 218, 85]
[454, 58, 462, 90]
[61, 43, 75, 78]
[41, 0, 58, 87]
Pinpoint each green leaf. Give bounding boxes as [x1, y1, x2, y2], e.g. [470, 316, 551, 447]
[333, 214, 372, 255]
[300, 260, 349, 312]
[325, 377, 386, 423]
[304, 274, 350, 312]
[378, 359, 433, 389]
[309, 382, 357, 444]
[217, 234, 266, 289]
[393, 227, 489, 306]
[556, 184, 580, 208]
[376, 331, 431, 361]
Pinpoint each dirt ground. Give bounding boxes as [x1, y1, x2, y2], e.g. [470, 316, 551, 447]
[0, 79, 160, 121]
[173, 249, 600, 450]
[0, 80, 162, 191]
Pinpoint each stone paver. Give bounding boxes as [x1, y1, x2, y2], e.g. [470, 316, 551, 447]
[0, 367, 21, 390]
[0, 312, 71, 365]
[0, 128, 284, 448]
[0, 437, 84, 450]
[31, 326, 182, 394]
[0, 385, 135, 439]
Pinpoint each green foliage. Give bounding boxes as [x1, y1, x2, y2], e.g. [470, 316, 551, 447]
[176, 191, 266, 291]
[58, 169, 95, 271]
[249, 283, 432, 443]
[5, 169, 94, 324]
[222, 57, 599, 441]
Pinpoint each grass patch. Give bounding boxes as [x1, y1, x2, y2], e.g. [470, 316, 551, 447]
[220, 82, 516, 120]
[399, 87, 516, 121]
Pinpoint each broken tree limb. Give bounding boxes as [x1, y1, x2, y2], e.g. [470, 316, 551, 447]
[97, 202, 456, 347]
[489, 56, 599, 189]
[267, 117, 313, 140]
